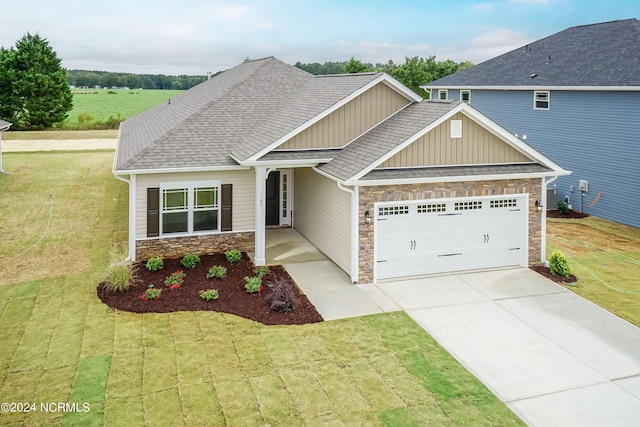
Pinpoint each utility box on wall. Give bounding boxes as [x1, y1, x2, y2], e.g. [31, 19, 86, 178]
[579, 180, 589, 192]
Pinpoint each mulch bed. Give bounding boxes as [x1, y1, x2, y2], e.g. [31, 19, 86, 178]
[530, 265, 578, 284]
[547, 209, 589, 219]
[97, 253, 323, 325]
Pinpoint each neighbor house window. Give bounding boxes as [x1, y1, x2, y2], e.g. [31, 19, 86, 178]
[161, 182, 219, 235]
[534, 91, 550, 110]
[460, 90, 471, 104]
[438, 89, 448, 100]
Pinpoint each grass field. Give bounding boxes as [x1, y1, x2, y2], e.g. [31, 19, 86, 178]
[65, 89, 183, 129]
[0, 151, 523, 426]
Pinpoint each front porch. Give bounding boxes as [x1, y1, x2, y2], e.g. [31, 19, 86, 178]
[249, 228, 327, 265]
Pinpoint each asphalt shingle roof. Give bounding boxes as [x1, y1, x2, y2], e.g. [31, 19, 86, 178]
[231, 73, 382, 161]
[115, 57, 313, 171]
[317, 100, 461, 181]
[115, 57, 383, 171]
[0, 119, 11, 129]
[427, 19, 640, 88]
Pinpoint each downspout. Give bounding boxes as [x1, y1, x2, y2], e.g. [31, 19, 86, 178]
[540, 175, 558, 266]
[112, 172, 136, 262]
[112, 127, 136, 262]
[335, 181, 359, 284]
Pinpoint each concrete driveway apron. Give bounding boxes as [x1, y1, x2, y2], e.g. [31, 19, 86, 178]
[376, 267, 640, 426]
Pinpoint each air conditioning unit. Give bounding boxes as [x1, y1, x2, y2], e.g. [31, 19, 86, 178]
[579, 180, 588, 192]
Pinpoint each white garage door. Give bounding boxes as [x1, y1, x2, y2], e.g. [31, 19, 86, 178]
[375, 195, 528, 280]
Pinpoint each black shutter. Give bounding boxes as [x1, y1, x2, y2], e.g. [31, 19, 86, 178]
[147, 187, 160, 237]
[221, 184, 232, 231]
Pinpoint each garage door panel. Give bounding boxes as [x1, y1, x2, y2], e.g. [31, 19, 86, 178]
[375, 196, 527, 280]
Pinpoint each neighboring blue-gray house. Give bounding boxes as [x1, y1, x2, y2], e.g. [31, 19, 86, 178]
[425, 19, 640, 228]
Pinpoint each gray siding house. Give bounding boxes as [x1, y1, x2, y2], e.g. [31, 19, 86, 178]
[425, 19, 640, 228]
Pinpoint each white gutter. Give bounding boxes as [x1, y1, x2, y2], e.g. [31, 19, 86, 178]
[113, 164, 250, 175]
[344, 170, 571, 187]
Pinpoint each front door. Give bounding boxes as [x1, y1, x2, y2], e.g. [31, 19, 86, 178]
[266, 171, 280, 226]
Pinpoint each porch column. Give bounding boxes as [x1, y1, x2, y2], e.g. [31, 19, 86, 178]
[254, 166, 267, 265]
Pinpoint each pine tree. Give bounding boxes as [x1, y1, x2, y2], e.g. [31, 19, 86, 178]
[0, 32, 73, 129]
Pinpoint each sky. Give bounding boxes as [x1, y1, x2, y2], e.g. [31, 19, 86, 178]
[1, 0, 638, 75]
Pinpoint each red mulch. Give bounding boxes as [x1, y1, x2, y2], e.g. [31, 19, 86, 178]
[97, 253, 323, 325]
[547, 209, 589, 219]
[530, 265, 578, 284]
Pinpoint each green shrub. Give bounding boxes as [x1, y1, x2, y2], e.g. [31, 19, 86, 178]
[556, 200, 569, 215]
[141, 284, 162, 300]
[165, 270, 186, 288]
[145, 256, 164, 272]
[244, 276, 262, 294]
[225, 250, 242, 263]
[549, 249, 571, 278]
[199, 289, 219, 301]
[104, 245, 136, 293]
[206, 265, 227, 279]
[265, 280, 295, 312]
[253, 266, 270, 278]
[180, 254, 201, 269]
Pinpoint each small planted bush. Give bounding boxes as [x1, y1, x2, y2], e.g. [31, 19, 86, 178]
[556, 200, 569, 215]
[104, 245, 136, 293]
[244, 276, 262, 294]
[253, 266, 270, 278]
[549, 249, 571, 278]
[225, 250, 242, 263]
[165, 270, 186, 289]
[266, 280, 295, 312]
[207, 265, 227, 279]
[145, 256, 164, 272]
[180, 254, 201, 269]
[199, 289, 219, 301]
[140, 284, 162, 300]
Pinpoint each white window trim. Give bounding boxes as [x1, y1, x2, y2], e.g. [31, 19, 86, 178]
[534, 90, 550, 110]
[438, 89, 448, 100]
[460, 89, 471, 104]
[160, 180, 221, 236]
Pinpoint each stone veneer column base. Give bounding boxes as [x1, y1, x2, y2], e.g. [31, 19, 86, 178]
[135, 231, 255, 261]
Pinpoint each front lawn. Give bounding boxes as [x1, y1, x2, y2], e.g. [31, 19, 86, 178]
[0, 152, 523, 425]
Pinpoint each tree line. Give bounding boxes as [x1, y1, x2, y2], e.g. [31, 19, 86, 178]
[295, 57, 473, 98]
[1, 31, 472, 129]
[66, 70, 210, 90]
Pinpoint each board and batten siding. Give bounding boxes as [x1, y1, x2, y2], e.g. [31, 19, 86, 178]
[293, 168, 352, 274]
[135, 170, 255, 239]
[378, 112, 531, 169]
[447, 89, 640, 228]
[278, 82, 411, 150]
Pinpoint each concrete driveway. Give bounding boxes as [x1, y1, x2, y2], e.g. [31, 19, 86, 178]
[290, 263, 640, 425]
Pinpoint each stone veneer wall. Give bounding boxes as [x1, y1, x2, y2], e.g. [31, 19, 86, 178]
[358, 179, 542, 283]
[136, 231, 255, 261]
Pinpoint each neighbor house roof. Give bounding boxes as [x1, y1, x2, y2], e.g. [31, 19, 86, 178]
[426, 19, 640, 89]
[0, 119, 11, 131]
